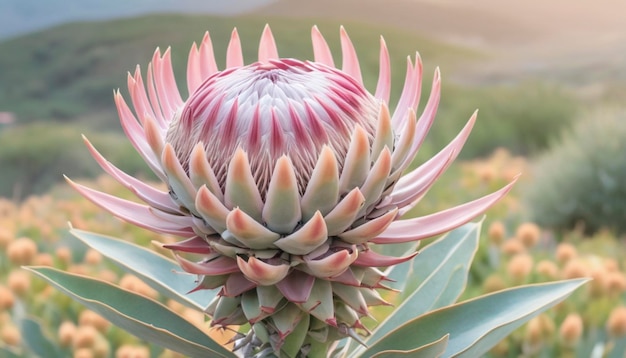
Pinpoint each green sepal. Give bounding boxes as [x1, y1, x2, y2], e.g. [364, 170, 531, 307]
[281, 312, 311, 358]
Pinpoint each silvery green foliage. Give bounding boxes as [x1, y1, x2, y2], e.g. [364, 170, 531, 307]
[524, 109, 626, 234]
[28, 223, 586, 357]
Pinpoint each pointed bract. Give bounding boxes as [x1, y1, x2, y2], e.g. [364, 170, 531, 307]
[72, 24, 516, 356]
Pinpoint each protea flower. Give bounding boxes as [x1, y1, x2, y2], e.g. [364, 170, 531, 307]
[68, 25, 515, 356]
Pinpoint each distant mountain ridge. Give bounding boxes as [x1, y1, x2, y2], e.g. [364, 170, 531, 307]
[0, 0, 276, 39]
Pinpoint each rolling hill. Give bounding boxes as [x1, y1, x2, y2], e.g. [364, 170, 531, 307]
[0, 14, 478, 124]
[0, 0, 275, 39]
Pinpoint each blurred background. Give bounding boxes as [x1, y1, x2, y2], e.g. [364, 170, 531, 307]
[1, 1, 626, 357]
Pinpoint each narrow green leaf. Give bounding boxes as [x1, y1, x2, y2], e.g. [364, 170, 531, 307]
[360, 279, 588, 357]
[20, 317, 62, 358]
[26, 266, 235, 358]
[402, 221, 480, 296]
[371, 334, 449, 358]
[359, 222, 479, 353]
[70, 228, 215, 310]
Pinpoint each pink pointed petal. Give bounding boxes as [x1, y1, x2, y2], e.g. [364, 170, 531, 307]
[175, 254, 240, 275]
[82, 135, 179, 214]
[67, 178, 194, 237]
[151, 49, 173, 117]
[370, 103, 394, 161]
[237, 256, 290, 286]
[323, 187, 365, 236]
[188, 274, 228, 292]
[301, 145, 340, 221]
[258, 24, 279, 62]
[392, 112, 477, 211]
[224, 148, 264, 221]
[187, 32, 219, 94]
[413, 53, 424, 114]
[276, 270, 315, 303]
[373, 179, 518, 244]
[143, 114, 165, 158]
[221, 273, 257, 297]
[397, 68, 441, 172]
[353, 249, 418, 267]
[226, 28, 244, 68]
[127, 68, 157, 129]
[189, 143, 223, 201]
[274, 211, 328, 255]
[393, 150, 456, 214]
[390, 108, 417, 172]
[149, 206, 204, 232]
[161, 143, 198, 213]
[358, 147, 392, 215]
[304, 247, 358, 278]
[390, 56, 415, 127]
[198, 31, 219, 80]
[340, 26, 363, 84]
[190, 215, 216, 236]
[146, 54, 165, 124]
[153, 47, 183, 118]
[374, 36, 391, 103]
[225, 208, 280, 249]
[392, 54, 423, 128]
[207, 240, 250, 258]
[338, 125, 370, 195]
[339, 208, 398, 245]
[187, 42, 202, 95]
[195, 185, 230, 233]
[262, 156, 301, 234]
[311, 26, 334, 67]
[114, 91, 166, 181]
[163, 236, 212, 254]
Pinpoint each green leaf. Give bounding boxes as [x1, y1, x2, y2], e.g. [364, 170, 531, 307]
[359, 222, 480, 353]
[70, 228, 216, 310]
[401, 221, 481, 296]
[371, 334, 449, 358]
[20, 317, 63, 358]
[360, 279, 588, 357]
[26, 266, 235, 358]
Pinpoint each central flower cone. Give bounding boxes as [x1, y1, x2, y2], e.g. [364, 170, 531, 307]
[69, 24, 516, 355]
[168, 59, 378, 196]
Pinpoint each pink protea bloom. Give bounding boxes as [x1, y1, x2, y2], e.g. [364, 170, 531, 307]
[68, 25, 515, 353]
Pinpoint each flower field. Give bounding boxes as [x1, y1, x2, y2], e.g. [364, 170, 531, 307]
[0, 10, 625, 357]
[1, 148, 625, 357]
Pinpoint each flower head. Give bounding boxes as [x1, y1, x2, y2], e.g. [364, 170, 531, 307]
[69, 25, 515, 354]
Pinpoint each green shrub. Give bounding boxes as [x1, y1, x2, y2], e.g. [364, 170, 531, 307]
[424, 82, 578, 159]
[523, 109, 626, 234]
[0, 123, 151, 200]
